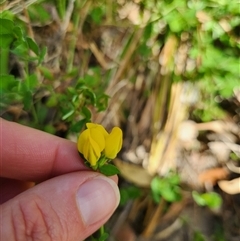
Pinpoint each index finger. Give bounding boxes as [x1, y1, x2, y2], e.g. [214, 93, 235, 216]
[0, 118, 87, 181]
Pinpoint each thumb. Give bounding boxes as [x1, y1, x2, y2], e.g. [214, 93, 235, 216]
[1, 171, 120, 241]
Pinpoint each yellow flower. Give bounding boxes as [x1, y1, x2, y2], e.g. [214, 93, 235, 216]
[78, 123, 123, 167]
[77, 126, 105, 166]
[104, 127, 123, 159]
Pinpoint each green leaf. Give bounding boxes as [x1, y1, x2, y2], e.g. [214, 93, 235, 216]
[81, 106, 92, 119]
[13, 26, 24, 41]
[0, 11, 15, 21]
[120, 186, 142, 205]
[192, 191, 206, 206]
[11, 41, 29, 58]
[22, 89, 32, 110]
[99, 164, 120, 176]
[0, 74, 16, 91]
[38, 66, 54, 80]
[25, 74, 38, 90]
[151, 177, 162, 203]
[83, 67, 101, 87]
[151, 175, 181, 203]
[90, 7, 105, 24]
[0, 19, 15, 47]
[62, 109, 75, 120]
[38, 46, 47, 64]
[82, 88, 96, 104]
[46, 95, 58, 107]
[96, 94, 109, 112]
[0, 34, 14, 48]
[168, 174, 180, 185]
[201, 192, 222, 209]
[70, 119, 88, 133]
[192, 191, 222, 209]
[161, 185, 181, 202]
[0, 19, 14, 35]
[165, 11, 186, 33]
[28, 4, 51, 24]
[26, 37, 39, 56]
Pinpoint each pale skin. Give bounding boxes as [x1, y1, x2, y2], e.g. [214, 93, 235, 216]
[0, 118, 120, 241]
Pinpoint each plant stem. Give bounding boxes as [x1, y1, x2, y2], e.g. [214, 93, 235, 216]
[58, 0, 66, 19]
[100, 225, 105, 239]
[66, 0, 90, 72]
[66, 0, 81, 72]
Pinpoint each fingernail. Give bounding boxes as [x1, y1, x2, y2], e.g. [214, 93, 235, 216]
[76, 176, 120, 226]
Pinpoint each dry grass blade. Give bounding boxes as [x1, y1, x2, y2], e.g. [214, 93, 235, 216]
[154, 218, 183, 240]
[1, 0, 38, 13]
[89, 41, 109, 70]
[147, 82, 190, 175]
[142, 199, 166, 238]
[147, 36, 178, 175]
[107, 28, 143, 93]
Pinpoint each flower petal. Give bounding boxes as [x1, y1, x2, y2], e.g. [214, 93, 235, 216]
[83, 137, 101, 166]
[105, 127, 123, 159]
[77, 129, 89, 154]
[77, 126, 106, 166]
[86, 123, 109, 138]
[89, 127, 106, 152]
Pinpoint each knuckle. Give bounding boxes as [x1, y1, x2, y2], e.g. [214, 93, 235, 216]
[12, 195, 65, 241]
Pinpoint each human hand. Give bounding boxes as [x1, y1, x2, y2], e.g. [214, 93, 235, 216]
[0, 118, 120, 241]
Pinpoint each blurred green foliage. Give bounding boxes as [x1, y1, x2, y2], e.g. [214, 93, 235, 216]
[120, 185, 142, 206]
[151, 172, 182, 203]
[1, 0, 239, 134]
[192, 191, 222, 209]
[193, 231, 206, 241]
[141, 0, 239, 121]
[0, 9, 108, 133]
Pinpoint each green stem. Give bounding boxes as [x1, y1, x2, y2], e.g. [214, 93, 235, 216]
[66, 0, 90, 73]
[100, 225, 104, 236]
[98, 155, 108, 167]
[66, 0, 81, 72]
[58, 0, 66, 19]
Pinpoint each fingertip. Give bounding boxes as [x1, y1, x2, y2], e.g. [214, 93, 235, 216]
[76, 175, 120, 226]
